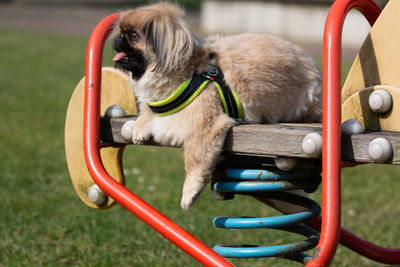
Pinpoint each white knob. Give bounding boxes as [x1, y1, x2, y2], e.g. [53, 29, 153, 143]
[88, 184, 107, 206]
[341, 119, 364, 135]
[105, 105, 126, 118]
[302, 132, 323, 157]
[368, 90, 392, 114]
[368, 137, 392, 163]
[121, 120, 135, 140]
[274, 157, 297, 171]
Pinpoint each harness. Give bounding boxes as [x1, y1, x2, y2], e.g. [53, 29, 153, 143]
[147, 65, 243, 120]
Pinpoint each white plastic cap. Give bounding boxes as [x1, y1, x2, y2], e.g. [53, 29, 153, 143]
[121, 120, 135, 140]
[368, 89, 392, 114]
[302, 132, 323, 157]
[341, 119, 364, 135]
[88, 184, 107, 206]
[105, 105, 126, 118]
[274, 157, 297, 171]
[368, 137, 392, 163]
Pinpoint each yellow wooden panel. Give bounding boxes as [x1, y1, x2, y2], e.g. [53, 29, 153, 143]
[342, 85, 400, 132]
[342, 0, 400, 102]
[65, 68, 136, 209]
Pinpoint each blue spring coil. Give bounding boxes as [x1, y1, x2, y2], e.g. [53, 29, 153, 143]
[212, 168, 321, 264]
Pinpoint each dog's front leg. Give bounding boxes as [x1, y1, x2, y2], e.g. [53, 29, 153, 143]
[131, 105, 154, 144]
[180, 115, 235, 210]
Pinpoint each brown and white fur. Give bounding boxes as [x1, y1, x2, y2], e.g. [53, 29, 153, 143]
[112, 2, 322, 210]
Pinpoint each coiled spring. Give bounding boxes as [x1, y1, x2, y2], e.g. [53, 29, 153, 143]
[212, 162, 321, 264]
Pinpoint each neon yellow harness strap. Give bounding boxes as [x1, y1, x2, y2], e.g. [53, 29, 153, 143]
[147, 65, 243, 119]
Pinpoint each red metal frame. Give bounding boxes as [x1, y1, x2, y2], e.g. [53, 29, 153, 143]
[82, 1, 400, 266]
[306, 0, 400, 265]
[306, 216, 400, 265]
[306, 0, 382, 266]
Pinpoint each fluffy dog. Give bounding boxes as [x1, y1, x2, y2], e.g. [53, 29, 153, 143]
[112, 2, 322, 210]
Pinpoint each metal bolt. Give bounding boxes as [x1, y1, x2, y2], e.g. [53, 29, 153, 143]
[105, 104, 126, 118]
[88, 184, 107, 206]
[274, 157, 297, 171]
[121, 120, 135, 140]
[368, 89, 392, 114]
[341, 119, 364, 135]
[302, 133, 323, 157]
[368, 137, 392, 163]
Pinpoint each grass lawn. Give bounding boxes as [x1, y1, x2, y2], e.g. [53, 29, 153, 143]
[1, 27, 400, 267]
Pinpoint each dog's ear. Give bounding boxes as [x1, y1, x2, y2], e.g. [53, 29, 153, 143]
[142, 4, 195, 73]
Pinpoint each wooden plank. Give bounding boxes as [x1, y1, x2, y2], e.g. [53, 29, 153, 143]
[342, 131, 400, 164]
[100, 116, 400, 164]
[223, 124, 321, 158]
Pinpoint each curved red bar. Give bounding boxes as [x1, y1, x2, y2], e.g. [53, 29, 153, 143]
[339, 226, 400, 264]
[306, 0, 381, 266]
[83, 13, 234, 267]
[306, 217, 400, 264]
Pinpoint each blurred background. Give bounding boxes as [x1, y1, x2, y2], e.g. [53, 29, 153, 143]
[0, 0, 390, 58]
[1, 1, 399, 267]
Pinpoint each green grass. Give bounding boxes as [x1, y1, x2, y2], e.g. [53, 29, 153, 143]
[1, 27, 400, 267]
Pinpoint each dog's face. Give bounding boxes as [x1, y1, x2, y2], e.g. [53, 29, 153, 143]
[113, 27, 148, 80]
[113, 3, 195, 80]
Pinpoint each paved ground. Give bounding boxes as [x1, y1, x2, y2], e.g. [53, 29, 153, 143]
[0, 2, 121, 37]
[0, 1, 358, 60]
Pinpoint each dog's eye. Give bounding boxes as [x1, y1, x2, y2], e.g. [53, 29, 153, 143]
[127, 31, 140, 42]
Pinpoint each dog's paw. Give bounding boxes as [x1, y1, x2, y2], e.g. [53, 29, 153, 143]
[131, 136, 145, 145]
[131, 123, 149, 144]
[180, 177, 206, 210]
[121, 120, 147, 144]
[180, 191, 201, 210]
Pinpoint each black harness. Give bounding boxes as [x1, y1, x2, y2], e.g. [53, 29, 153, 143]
[147, 65, 243, 120]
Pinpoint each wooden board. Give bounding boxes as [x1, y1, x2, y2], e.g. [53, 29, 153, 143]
[101, 117, 400, 164]
[65, 67, 137, 209]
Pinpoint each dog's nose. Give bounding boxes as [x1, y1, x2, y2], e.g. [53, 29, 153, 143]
[113, 33, 130, 52]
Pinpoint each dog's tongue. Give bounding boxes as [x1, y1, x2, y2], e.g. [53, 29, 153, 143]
[113, 52, 128, 62]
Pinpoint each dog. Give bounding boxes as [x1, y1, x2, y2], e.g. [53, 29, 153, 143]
[112, 2, 322, 210]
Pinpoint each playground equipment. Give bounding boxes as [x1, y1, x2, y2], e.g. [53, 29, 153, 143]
[65, 0, 400, 265]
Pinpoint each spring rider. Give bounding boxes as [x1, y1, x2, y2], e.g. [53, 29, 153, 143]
[65, 0, 400, 265]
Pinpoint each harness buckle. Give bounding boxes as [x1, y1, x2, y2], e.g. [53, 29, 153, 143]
[207, 65, 219, 77]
